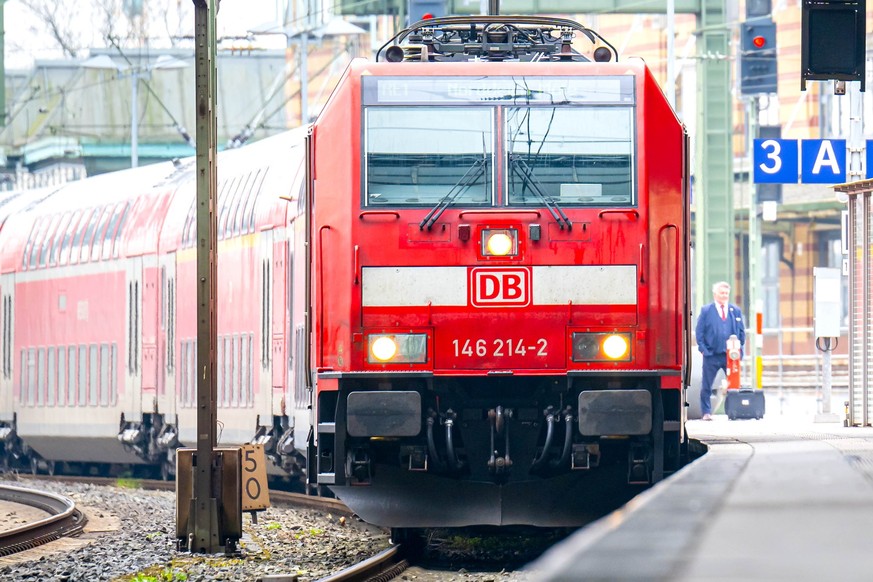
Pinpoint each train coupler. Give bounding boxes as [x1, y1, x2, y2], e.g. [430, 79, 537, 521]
[571, 443, 600, 470]
[347, 448, 372, 485]
[627, 442, 652, 485]
[405, 446, 429, 472]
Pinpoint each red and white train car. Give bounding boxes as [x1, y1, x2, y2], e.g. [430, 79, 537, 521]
[0, 130, 310, 478]
[306, 16, 691, 530]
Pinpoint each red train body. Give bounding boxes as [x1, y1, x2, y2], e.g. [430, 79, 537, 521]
[310, 17, 691, 528]
[0, 15, 690, 531]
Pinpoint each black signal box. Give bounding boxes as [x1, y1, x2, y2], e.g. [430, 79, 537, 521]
[801, 0, 866, 91]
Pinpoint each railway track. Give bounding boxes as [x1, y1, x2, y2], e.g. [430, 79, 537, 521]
[317, 543, 409, 582]
[0, 484, 87, 556]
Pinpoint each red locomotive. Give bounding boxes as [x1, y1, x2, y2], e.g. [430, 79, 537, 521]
[0, 14, 690, 533]
[309, 16, 691, 529]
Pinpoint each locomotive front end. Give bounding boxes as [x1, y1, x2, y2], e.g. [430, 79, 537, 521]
[309, 16, 690, 529]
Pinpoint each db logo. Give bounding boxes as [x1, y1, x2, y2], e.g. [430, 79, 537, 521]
[469, 267, 531, 308]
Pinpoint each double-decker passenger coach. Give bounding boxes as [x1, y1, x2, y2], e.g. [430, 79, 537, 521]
[307, 16, 691, 530]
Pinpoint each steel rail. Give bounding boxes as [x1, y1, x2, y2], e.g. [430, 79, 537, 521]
[0, 484, 87, 556]
[315, 543, 408, 582]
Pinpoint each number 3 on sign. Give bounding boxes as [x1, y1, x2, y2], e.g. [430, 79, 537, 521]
[241, 443, 271, 512]
[753, 138, 798, 184]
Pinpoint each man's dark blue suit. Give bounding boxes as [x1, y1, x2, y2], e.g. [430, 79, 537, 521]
[695, 302, 746, 416]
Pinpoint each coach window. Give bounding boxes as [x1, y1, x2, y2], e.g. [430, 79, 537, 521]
[78, 206, 105, 263]
[50, 212, 72, 266]
[242, 168, 265, 235]
[2, 296, 11, 379]
[101, 203, 126, 260]
[22, 218, 40, 269]
[100, 344, 110, 406]
[39, 215, 62, 268]
[246, 169, 267, 234]
[232, 173, 254, 237]
[90, 206, 114, 262]
[224, 176, 241, 238]
[111, 203, 131, 258]
[232, 334, 239, 407]
[60, 210, 83, 266]
[216, 178, 232, 239]
[71, 209, 96, 265]
[36, 348, 45, 406]
[28, 218, 51, 269]
[111, 343, 118, 406]
[364, 107, 493, 207]
[25, 349, 35, 405]
[57, 346, 66, 406]
[506, 107, 634, 206]
[217, 337, 225, 406]
[47, 347, 56, 406]
[89, 344, 98, 406]
[78, 345, 87, 406]
[68, 346, 77, 406]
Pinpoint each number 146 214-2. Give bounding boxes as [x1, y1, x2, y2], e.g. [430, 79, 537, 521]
[451, 338, 548, 358]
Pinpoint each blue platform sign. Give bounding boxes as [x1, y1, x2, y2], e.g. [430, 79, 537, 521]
[754, 138, 798, 183]
[801, 139, 846, 183]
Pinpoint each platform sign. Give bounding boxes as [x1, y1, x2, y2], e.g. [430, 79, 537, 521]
[754, 138, 798, 183]
[753, 138, 848, 184]
[801, 139, 846, 183]
[240, 443, 270, 511]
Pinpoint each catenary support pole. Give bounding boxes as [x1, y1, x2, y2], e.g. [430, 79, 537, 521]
[190, 0, 220, 553]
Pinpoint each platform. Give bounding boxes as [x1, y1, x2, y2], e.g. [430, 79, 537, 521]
[528, 392, 873, 581]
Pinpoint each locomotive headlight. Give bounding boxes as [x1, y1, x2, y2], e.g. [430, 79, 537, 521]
[370, 336, 397, 361]
[367, 333, 428, 364]
[482, 229, 518, 257]
[572, 332, 632, 362]
[602, 334, 629, 359]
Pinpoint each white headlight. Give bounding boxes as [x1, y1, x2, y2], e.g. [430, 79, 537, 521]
[481, 228, 518, 257]
[370, 336, 397, 361]
[602, 334, 629, 359]
[367, 333, 428, 364]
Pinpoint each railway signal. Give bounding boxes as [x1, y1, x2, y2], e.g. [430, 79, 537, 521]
[740, 18, 778, 95]
[801, 0, 866, 91]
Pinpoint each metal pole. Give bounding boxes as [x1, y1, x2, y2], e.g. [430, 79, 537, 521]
[747, 96, 761, 391]
[847, 82, 864, 182]
[0, 0, 6, 127]
[666, 0, 675, 109]
[190, 0, 220, 553]
[300, 34, 308, 125]
[130, 73, 139, 168]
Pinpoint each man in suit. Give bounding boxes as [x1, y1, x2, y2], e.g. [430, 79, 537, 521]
[695, 281, 746, 420]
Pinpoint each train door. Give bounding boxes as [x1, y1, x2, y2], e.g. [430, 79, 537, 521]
[140, 262, 160, 411]
[257, 230, 274, 423]
[157, 254, 177, 424]
[123, 257, 143, 422]
[272, 234, 287, 417]
[0, 275, 13, 424]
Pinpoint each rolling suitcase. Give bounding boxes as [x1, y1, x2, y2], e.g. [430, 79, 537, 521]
[725, 388, 765, 420]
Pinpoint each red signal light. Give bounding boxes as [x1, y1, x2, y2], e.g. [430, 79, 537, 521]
[422, 12, 434, 19]
[752, 36, 766, 49]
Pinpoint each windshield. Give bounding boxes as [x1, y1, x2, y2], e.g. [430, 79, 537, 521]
[506, 107, 634, 206]
[362, 76, 636, 209]
[364, 107, 492, 207]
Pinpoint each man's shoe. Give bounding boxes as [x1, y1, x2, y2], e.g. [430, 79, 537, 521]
[702, 413, 713, 421]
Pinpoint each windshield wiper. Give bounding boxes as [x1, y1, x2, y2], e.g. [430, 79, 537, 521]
[509, 155, 572, 230]
[419, 157, 487, 230]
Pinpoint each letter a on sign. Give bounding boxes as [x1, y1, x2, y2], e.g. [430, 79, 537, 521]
[801, 139, 846, 184]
